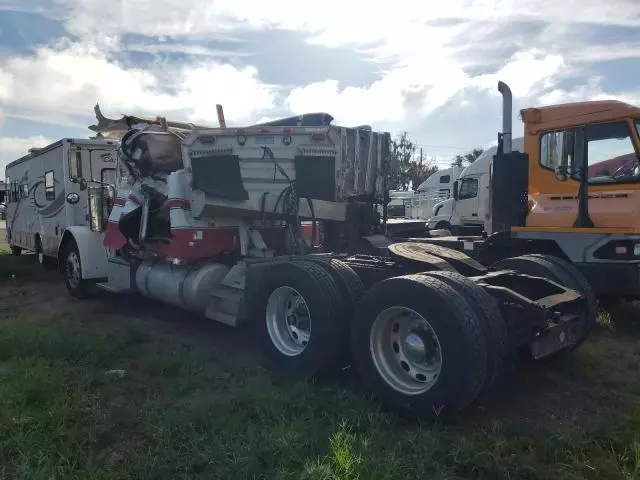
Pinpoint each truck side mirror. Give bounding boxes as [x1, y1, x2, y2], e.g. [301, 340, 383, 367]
[452, 180, 459, 200]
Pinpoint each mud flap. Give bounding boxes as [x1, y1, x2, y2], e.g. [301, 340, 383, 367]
[530, 313, 582, 359]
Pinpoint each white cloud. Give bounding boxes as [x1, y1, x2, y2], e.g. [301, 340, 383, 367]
[0, 135, 54, 178]
[0, 0, 638, 158]
[0, 37, 277, 127]
[572, 44, 640, 63]
[54, 0, 640, 42]
[539, 79, 640, 107]
[284, 49, 568, 128]
[125, 43, 253, 57]
[472, 50, 567, 97]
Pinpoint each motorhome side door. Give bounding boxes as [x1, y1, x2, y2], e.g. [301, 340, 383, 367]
[66, 145, 117, 227]
[456, 176, 481, 225]
[67, 145, 90, 226]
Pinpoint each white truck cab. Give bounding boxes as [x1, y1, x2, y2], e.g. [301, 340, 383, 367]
[427, 138, 524, 234]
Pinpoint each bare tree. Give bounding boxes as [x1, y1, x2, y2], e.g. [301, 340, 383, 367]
[452, 148, 484, 167]
[388, 132, 439, 190]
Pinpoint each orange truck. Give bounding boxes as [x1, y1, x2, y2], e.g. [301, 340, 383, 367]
[414, 81, 640, 303]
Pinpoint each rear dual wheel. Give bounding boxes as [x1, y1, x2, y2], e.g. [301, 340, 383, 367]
[253, 260, 510, 418]
[350, 274, 499, 419]
[252, 259, 359, 377]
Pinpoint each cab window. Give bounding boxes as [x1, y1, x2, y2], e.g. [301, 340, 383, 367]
[586, 122, 639, 184]
[540, 121, 640, 184]
[458, 178, 478, 199]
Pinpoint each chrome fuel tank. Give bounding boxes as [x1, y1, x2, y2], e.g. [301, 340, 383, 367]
[135, 260, 229, 314]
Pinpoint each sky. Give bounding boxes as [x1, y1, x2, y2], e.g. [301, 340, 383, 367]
[0, 0, 639, 178]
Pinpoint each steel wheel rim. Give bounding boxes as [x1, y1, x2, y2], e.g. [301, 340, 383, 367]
[66, 252, 81, 289]
[266, 286, 312, 356]
[370, 306, 443, 395]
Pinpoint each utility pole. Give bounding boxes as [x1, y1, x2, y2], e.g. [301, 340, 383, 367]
[420, 148, 423, 164]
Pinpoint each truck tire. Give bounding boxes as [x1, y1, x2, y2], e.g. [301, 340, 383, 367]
[300, 257, 364, 317]
[492, 255, 593, 351]
[62, 239, 93, 299]
[420, 271, 510, 392]
[350, 274, 488, 418]
[252, 260, 346, 377]
[518, 254, 597, 342]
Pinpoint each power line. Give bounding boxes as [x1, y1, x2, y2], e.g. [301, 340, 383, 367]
[413, 144, 481, 150]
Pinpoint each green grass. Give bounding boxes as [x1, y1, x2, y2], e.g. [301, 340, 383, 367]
[1, 259, 640, 479]
[0, 250, 50, 283]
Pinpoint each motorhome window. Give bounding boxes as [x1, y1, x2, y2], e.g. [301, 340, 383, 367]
[69, 150, 82, 179]
[586, 121, 640, 184]
[21, 184, 28, 199]
[458, 178, 478, 199]
[5, 177, 10, 203]
[12, 181, 19, 202]
[439, 175, 450, 184]
[45, 170, 55, 200]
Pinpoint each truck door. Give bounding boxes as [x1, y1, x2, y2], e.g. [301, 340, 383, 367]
[535, 120, 640, 229]
[456, 176, 481, 226]
[582, 120, 640, 229]
[66, 146, 89, 226]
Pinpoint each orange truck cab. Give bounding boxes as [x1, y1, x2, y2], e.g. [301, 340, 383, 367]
[487, 84, 640, 299]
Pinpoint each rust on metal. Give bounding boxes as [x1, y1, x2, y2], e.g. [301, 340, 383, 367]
[403, 241, 487, 273]
[388, 243, 457, 272]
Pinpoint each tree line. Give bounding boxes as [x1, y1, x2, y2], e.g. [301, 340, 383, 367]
[388, 131, 484, 191]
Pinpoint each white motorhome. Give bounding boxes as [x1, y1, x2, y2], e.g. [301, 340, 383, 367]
[4, 138, 119, 263]
[405, 166, 464, 220]
[427, 138, 524, 234]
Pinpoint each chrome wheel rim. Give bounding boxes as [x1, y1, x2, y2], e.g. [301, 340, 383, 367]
[370, 306, 442, 395]
[265, 286, 311, 356]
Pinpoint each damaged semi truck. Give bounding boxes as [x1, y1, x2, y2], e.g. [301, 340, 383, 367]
[53, 84, 596, 418]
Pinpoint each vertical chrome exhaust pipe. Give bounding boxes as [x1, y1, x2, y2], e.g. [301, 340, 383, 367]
[498, 81, 512, 154]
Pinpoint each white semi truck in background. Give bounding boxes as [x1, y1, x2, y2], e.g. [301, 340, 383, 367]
[427, 138, 525, 234]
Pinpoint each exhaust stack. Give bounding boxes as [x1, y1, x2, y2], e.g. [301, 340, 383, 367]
[498, 81, 512, 154]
